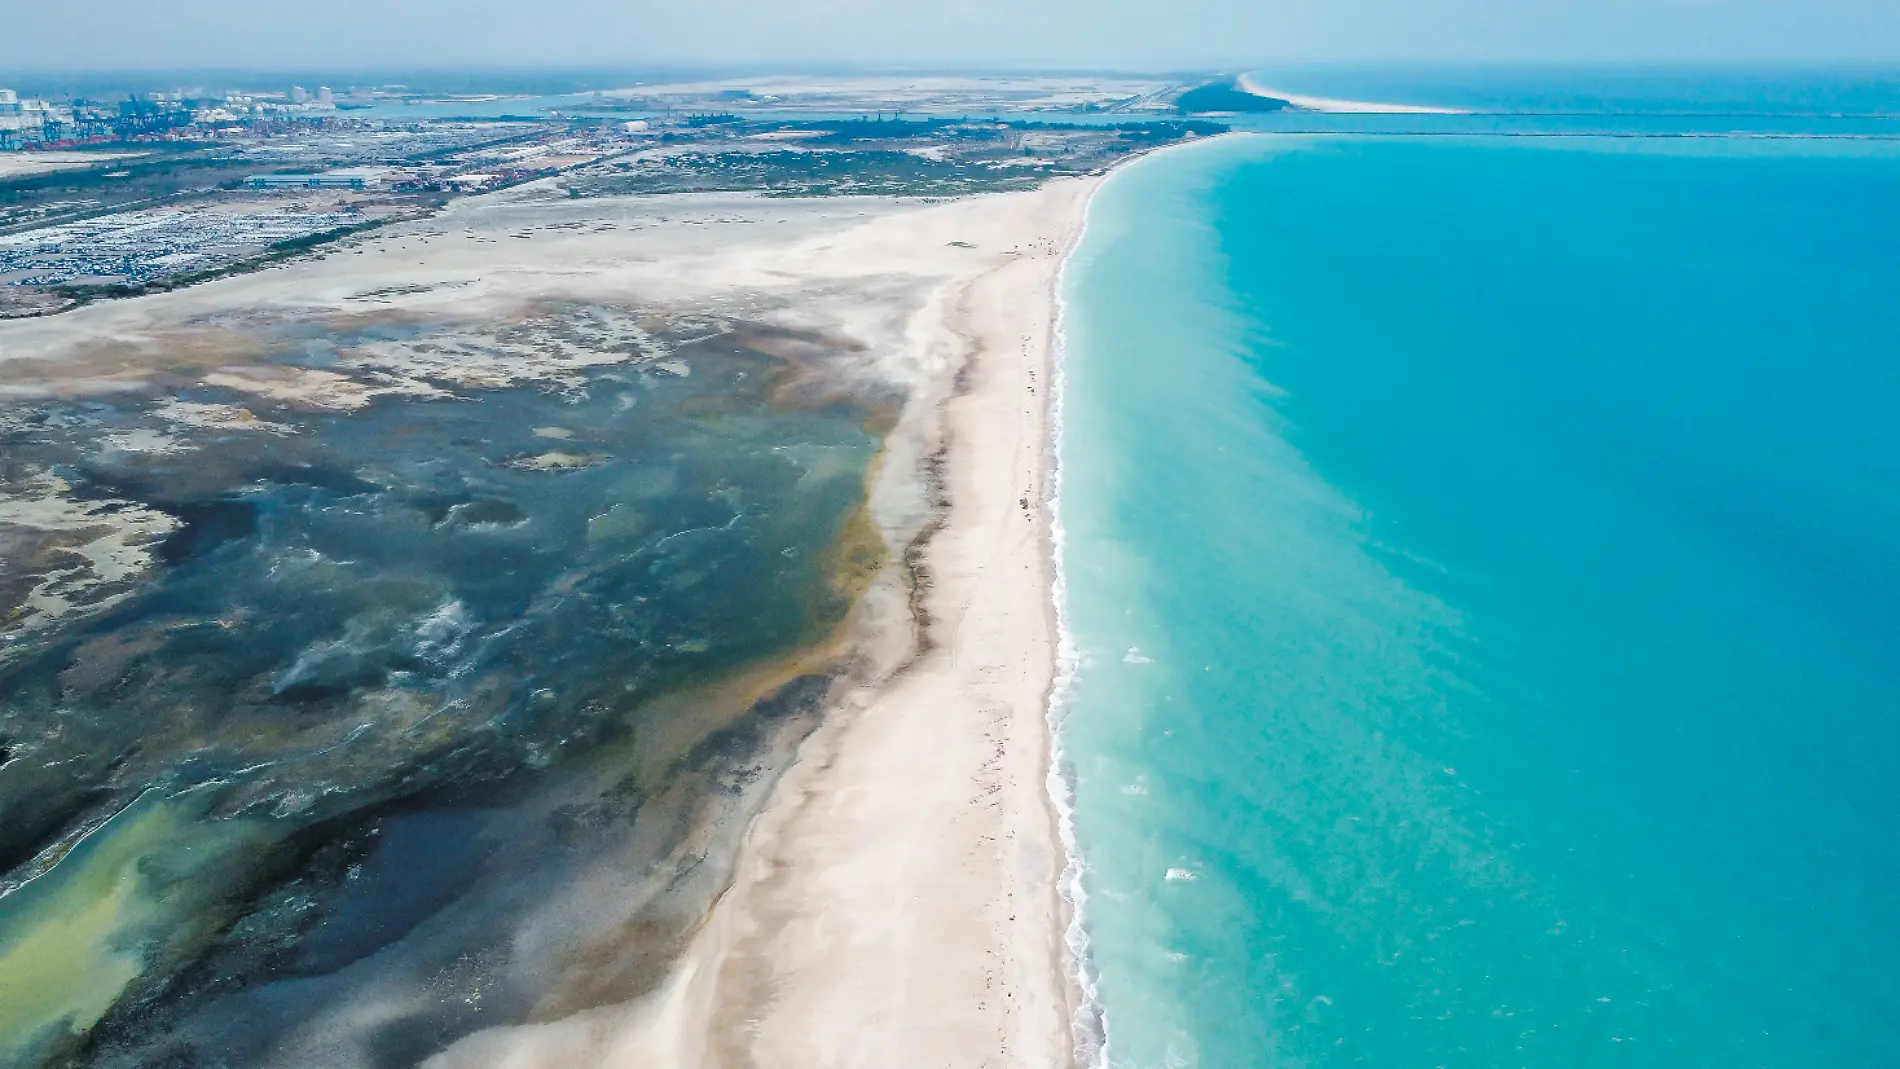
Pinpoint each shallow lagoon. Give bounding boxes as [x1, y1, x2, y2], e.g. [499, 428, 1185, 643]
[0, 304, 880, 1067]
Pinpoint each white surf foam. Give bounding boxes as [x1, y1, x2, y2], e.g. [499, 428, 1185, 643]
[1046, 137, 1231, 1069]
[1047, 174, 1111, 1069]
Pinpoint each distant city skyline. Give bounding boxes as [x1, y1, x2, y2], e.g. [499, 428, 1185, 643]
[3, 0, 1900, 72]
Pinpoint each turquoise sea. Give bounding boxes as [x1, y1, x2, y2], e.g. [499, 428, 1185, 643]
[1056, 71, 1900, 1068]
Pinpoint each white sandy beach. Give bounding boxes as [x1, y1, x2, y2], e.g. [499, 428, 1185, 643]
[664, 177, 1093, 1069]
[1, 172, 1097, 1068]
[418, 180, 1098, 1069]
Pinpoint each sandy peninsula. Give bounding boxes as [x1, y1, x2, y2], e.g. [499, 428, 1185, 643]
[1, 169, 1097, 1067]
[421, 181, 1099, 1069]
[1238, 73, 1468, 114]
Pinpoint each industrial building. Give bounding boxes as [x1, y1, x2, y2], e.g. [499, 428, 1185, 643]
[246, 167, 386, 190]
[0, 89, 74, 148]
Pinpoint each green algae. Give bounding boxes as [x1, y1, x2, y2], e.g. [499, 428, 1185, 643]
[0, 787, 273, 1065]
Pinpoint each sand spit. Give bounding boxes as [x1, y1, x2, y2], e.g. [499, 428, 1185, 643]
[1, 175, 1094, 1066]
[705, 181, 1091, 1069]
[422, 182, 1097, 1069]
[1239, 73, 1470, 115]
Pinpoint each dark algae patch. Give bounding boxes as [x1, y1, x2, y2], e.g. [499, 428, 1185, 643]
[0, 305, 880, 1068]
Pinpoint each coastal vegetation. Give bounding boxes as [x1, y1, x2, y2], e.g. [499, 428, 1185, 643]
[566, 120, 1225, 199]
[567, 148, 1048, 197]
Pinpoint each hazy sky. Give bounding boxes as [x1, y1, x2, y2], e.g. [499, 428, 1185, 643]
[6, 0, 1899, 72]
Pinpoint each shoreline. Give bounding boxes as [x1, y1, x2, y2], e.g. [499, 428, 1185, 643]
[694, 173, 1102, 1067]
[1043, 134, 1221, 1069]
[1045, 173, 1105, 1069]
[0, 160, 1129, 1065]
[0, 181, 1095, 1067]
[400, 176, 1105, 1068]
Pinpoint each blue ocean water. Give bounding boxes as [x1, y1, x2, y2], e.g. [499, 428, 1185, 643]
[1056, 84, 1900, 1068]
[1249, 64, 1900, 116]
[1231, 65, 1900, 138]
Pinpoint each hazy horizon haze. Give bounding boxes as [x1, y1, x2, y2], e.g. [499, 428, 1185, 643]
[5, 0, 1900, 74]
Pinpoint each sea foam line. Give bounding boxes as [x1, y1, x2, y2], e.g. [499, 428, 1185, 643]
[1046, 137, 1229, 1069]
[1046, 169, 1111, 1069]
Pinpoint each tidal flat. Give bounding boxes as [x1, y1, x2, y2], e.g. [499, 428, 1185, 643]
[0, 172, 1104, 1069]
[0, 294, 880, 1067]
